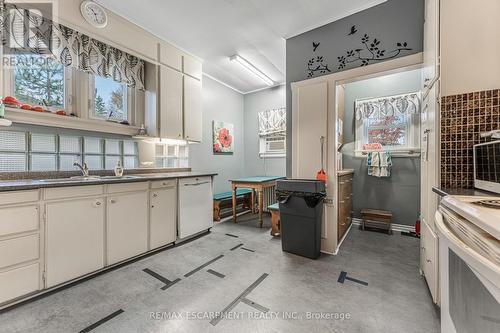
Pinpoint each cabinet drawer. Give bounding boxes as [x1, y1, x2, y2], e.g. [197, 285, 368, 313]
[107, 182, 149, 194]
[0, 190, 39, 206]
[151, 179, 177, 189]
[0, 263, 39, 305]
[45, 185, 104, 201]
[0, 235, 39, 269]
[0, 205, 39, 237]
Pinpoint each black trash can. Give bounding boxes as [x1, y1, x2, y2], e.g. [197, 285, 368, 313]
[276, 179, 326, 259]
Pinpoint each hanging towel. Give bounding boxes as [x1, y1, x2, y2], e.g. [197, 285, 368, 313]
[367, 151, 392, 177]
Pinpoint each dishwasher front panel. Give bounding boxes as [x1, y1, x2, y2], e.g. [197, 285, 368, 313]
[178, 177, 213, 239]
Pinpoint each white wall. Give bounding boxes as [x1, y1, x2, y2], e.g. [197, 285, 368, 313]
[441, 0, 500, 96]
[243, 85, 286, 177]
[189, 76, 245, 193]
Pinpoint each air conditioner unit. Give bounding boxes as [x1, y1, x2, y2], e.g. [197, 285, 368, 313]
[266, 136, 286, 152]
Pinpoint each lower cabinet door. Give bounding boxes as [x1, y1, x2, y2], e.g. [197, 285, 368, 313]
[0, 263, 39, 304]
[46, 199, 105, 288]
[150, 187, 177, 249]
[107, 191, 148, 265]
[422, 219, 439, 303]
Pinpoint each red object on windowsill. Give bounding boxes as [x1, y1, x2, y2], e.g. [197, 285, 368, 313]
[415, 219, 421, 237]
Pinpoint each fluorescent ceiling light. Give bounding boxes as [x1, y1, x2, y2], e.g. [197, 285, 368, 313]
[230, 55, 274, 86]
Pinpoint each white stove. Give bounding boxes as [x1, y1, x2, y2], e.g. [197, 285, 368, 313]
[436, 195, 500, 333]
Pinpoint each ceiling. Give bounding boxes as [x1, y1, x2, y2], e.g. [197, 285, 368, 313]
[96, 0, 386, 94]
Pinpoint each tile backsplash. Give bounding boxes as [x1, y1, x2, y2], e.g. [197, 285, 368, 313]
[441, 89, 500, 189]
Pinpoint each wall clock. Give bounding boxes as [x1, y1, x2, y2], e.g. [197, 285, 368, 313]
[80, 1, 108, 28]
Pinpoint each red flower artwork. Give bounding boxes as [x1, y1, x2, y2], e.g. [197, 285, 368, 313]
[213, 121, 234, 154]
[218, 128, 233, 148]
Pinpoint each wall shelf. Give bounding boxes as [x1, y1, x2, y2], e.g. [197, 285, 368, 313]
[5, 107, 140, 136]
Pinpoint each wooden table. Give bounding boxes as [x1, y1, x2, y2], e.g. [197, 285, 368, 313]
[230, 176, 285, 227]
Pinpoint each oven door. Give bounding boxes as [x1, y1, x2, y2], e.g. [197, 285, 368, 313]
[435, 211, 500, 333]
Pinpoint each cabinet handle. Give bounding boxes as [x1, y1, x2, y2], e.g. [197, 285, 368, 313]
[153, 193, 158, 197]
[340, 223, 346, 226]
[93, 201, 102, 208]
[110, 199, 116, 204]
[426, 259, 432, 263]
[151, 205, 155, 208]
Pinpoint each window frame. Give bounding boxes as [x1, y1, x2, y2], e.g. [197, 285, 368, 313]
[88, 74, 133, 124]
[355, 113, 420, 157]
[3, 54, 73, 113]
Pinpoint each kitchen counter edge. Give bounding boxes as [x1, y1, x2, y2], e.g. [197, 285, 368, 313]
[0, 172, 218, 192]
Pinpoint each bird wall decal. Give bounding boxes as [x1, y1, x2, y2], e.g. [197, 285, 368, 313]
[348, 25, 358, 36]
[312, 42, 320, 52]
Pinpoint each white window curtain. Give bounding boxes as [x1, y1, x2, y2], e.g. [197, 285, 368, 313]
[258, 108, 286, 137]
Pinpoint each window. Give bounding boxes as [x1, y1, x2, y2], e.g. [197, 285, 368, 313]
[365, 115, 408, 148]
[90, 75, 129, 122]
[355, 114, 420, 157]
[155, 144, 189, 168]
[258, 108, 286, 158]
[0, 129, 139, 172]
[12, 54, 66, 109]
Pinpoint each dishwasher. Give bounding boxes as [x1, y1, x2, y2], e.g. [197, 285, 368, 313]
[178, 177, 214, 239]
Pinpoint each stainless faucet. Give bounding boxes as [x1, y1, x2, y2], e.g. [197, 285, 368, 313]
[73, 162, 90, 177]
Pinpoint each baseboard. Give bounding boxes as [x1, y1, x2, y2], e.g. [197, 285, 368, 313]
[352, 218, 415, 233]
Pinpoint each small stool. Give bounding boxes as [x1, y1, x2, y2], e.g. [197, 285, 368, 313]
[268, 203, 280, 237]
[361, 209, 393, 235]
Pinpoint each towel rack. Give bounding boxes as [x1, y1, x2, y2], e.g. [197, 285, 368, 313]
[358, 149, 420, 156]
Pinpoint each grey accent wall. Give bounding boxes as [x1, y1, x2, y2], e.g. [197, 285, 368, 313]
[189, 76, 245, 193]
[285, 0, 424, 176]
[243, 85, 286, 177]
[342, 69, 421, 225]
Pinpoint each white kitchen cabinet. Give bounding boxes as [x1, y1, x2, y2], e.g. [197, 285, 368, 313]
[422, 0, 440, 95]
[46, 198, 105, 288]
[421, 219, 439, 304]
[183, 54, 202, 80]
[159, 66, 184, 140]
[0, 205, 39, 238]
[107, 191, 148, 265]
[150, 186, 177, 249]
[159, 42, 183, 72]
[183, 75, 203, 142]
[178, 177, 213, 239]
[0, 263, 39, 304]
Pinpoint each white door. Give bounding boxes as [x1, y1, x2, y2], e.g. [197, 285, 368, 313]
[107, 191, 148, 265]
[183, 75, 202, 142]
[292, 81, 328, 179]
[178, 177, 213, 239]
[150, 187, 177, 249]
[46, 198, 105, 287]
[159, 65, 184, 140]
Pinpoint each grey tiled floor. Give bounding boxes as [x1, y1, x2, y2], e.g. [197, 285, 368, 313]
[0, 214, 440, 332]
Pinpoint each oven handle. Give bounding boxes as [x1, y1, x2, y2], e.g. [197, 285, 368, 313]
[435, 210, 500, 283]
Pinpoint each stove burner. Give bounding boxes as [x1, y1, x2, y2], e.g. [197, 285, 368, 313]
[472, 200, 500, 209]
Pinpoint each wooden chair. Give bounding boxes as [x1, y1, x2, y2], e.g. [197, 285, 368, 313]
[361, 209, 393, 235]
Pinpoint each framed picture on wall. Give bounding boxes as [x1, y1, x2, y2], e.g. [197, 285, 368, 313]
[213, 121, 234, 154]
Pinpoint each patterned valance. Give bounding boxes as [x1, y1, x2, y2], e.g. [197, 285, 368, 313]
[258, 108, 286, 136]
[355, 92, 421, 120]
[1, 3, 145, 90]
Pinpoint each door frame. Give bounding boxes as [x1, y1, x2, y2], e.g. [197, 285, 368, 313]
[291, 52, 424, 254]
